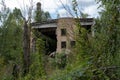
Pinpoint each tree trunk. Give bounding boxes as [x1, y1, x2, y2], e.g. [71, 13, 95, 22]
[23, 20, 30, 75]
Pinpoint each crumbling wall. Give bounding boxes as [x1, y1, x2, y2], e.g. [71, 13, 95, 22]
[56, 18, 76, 53]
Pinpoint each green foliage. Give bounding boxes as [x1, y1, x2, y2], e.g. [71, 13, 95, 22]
[50, 0, 120, 80]
[0, 8, 23, 64]
[0, 7, 23, 79]
[22, 38, 46, 80]
[56, 53, 67, 69]
[0, 0, 120, 80]
[50, 52, 67, 69]
[34, 10, 42, 22]
[94, 0, 120, 78]
[74, 0, 120, 79]
[80, 12, 89, 18]
[34, 9, 51, 22]
[41, 11, 51, 21]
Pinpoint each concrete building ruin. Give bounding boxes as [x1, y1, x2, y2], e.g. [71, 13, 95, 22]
[32, 18, 94, 54]
[31, 2, 94, 54]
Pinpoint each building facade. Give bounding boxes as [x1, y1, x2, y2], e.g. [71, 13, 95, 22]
[32, 17, 94, 54]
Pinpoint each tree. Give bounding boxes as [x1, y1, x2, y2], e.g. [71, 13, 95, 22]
[49, 0, 120, 79]
[34, 2, 51, 22]
[80, 12, 89, 18]
[34, 2, 42, 22]
[91, 0, 120, 79]
[75, 0, 120, 79]
[0, 2, 23, 63]
[0, 0, 51, 79]
[0, 2, 23, 78]
[19, 0, 33, 76]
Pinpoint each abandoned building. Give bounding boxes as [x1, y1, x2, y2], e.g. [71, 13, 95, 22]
[31, 2, 94, 54]
[31, 17, 94, 54]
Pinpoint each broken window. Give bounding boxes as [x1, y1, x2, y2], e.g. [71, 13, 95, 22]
[61, 41, 66, 48]
[61, 28, 66, 36]
[70, 41, 75, 47]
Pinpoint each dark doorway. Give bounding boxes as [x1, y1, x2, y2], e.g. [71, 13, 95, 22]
[38, 28, 57, 55]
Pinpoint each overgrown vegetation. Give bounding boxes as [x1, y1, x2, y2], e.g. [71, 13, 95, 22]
[49, 0, 120, 80]
[0, 0, 120, 80]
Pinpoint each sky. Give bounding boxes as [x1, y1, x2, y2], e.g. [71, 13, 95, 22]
[2, 0, 101, 19]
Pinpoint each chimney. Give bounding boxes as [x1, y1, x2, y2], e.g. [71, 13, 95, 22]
[36, 2, 41, 11]
[36, 2, 42, 22]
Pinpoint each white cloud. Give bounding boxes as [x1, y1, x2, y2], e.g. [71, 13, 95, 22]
[40, 0, 58, 13]
[58, 9, 72, 18]
[40, 0, 69, 13]
[3, 0, 100, 18]
[83, 4, 100, 18]
[5, 0, 32, 9]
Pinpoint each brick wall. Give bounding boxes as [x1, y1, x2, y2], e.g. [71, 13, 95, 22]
[56, 18, 76, 53]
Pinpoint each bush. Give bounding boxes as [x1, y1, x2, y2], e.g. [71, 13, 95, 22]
[50, 51, 67, 69]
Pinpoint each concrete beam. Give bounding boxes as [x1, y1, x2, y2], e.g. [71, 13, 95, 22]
[32, 23, 57, 29]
